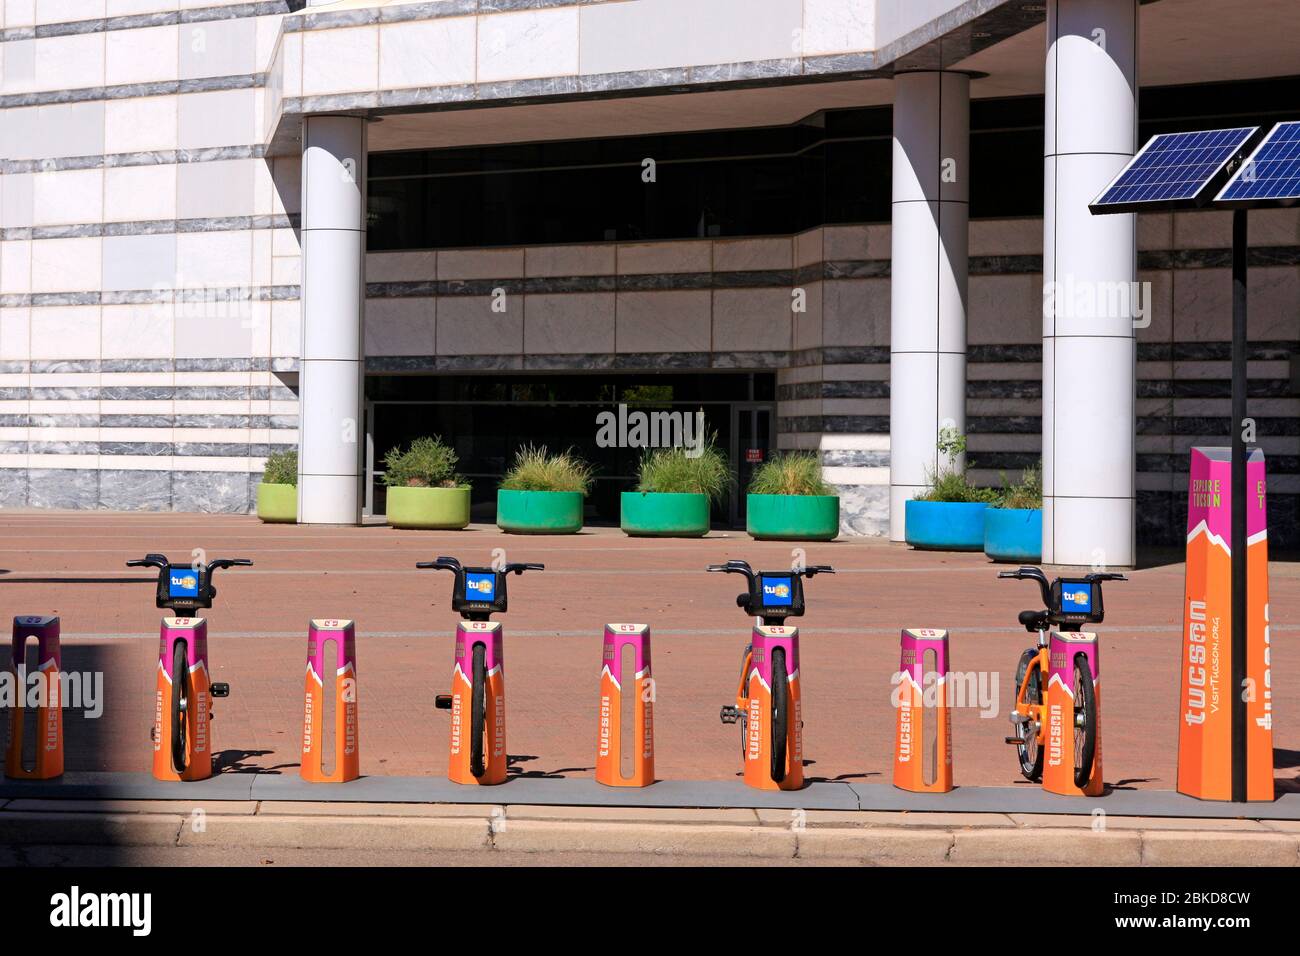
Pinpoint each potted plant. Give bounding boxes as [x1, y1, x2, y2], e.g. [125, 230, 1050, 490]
[382, 436, 471, 530]
[496, 446, 594, 534]
[984, 464, 1043, 562]
[256, 447, 297, 523]
[621, 441, 730, 537]
[905, 428, 998, 551]
[745, 452, 839, 541]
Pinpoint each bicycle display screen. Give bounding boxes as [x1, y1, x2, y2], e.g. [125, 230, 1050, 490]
[464, 572, 497, 603]
[1058, 580, 1095, 614]
[166, 566, 201, 599]
[758, 575, 795, 608]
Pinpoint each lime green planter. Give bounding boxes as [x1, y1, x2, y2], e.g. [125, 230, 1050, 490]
[620, 491, 710, 537]
[256, 483, 297, 523]
[496, 489, 584, 534]
[746, 493, 839, 541]
[386, 485, 471, 530]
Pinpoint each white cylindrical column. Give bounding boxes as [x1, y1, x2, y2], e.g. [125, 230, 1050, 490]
[1042, 0, 1137, 566]
[889, 71, 969, 541]
[298, 115, 366, 525]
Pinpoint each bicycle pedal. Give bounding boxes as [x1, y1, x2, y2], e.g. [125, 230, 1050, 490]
[435, 695, 453, 710]
[1004, 736, 1024, 746]
[719, 705, 741, 724]
[211, 682, 230, 698]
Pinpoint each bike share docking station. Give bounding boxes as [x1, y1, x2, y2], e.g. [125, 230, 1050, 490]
[6, 615, 63, 780]
[893, 629, 953, 794]
[301, 619, 360, 784]
[597, 624, 654, 788]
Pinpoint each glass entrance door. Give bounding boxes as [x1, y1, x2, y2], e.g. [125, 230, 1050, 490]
[730, 403, 775, 527]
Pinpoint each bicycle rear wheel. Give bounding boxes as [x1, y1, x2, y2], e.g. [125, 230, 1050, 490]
[770, 647, 788, 783]
[171, 640, 189, 774]
[470, 642, 487, 779]
[1013, 648, 1043, 781]
[1073, 655, 1098, 789]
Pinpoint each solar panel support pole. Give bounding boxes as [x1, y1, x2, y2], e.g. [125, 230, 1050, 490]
[1230, 208, 1248, 802]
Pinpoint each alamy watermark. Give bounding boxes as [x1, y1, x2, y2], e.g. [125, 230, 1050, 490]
[1, 667, 104, 719]
[1043, 274, 1152, 329]
[890, 669, 1000, 718]
[595, 404, 706, 457]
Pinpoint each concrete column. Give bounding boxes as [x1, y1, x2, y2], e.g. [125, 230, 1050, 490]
[298, 115, 366, 525]
[889, 71, 969, 541]
[1042, 0, 1138, 566]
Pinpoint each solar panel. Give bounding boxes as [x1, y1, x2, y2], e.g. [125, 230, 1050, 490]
[1089, 127, 1260, 214]
[1215, 121, 1300, 207]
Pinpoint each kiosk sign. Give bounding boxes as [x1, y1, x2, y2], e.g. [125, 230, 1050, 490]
[1177, 447, 1273, 801]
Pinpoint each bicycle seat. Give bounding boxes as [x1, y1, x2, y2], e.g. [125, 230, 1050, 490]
[1019, 610, 1049, 632]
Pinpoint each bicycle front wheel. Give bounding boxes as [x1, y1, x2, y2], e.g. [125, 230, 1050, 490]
[470, 642, 487, 779]
[1073, 655, 1098, 789]
[770, 647, 788, 783]
[1013, 648, 1043, 782]
[171, 640, 190, 774]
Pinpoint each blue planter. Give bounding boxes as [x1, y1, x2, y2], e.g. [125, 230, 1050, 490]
[984, 507, 1043, 563]
[904, 500, 988, 551]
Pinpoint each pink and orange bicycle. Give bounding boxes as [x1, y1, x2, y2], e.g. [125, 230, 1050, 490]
[426, 555, 543, 785]
[127, 553, 252, 781]
[711, 559, 833, 790]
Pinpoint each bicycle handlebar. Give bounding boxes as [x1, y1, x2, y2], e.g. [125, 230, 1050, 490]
[707, 560, 834, 579]
[998, 565, 1052, 607]
[126, 554, 252, 573]
[417, 556, 544, 575]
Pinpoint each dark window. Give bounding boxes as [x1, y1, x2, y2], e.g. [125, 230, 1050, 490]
[367, 75, 1300, 251]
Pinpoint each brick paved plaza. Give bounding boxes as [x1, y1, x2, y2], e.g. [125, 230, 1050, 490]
[1, 511, 1295, 796]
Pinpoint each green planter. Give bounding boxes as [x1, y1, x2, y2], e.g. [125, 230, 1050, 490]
[620, 491, 710, 537]
[496, 489, 584, 534]
[256, 483, 297, 523]
[386, 485, 471, 530]
[746, 493, 839, 541]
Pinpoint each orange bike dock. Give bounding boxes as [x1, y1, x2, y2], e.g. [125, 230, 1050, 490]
[301, 619, 360, 784]
[4, 772, 1300, 821]
[5, 615, 63, 780]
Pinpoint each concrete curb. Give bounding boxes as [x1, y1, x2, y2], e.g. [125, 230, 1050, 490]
[0, 804, 1296, 864]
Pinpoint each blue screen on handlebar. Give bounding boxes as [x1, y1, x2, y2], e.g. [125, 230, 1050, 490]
[465, 572, 497, 602]
[167, 566, 200, 598]
[759, 575, 794, 607]
[1059, 580, 1094, 613]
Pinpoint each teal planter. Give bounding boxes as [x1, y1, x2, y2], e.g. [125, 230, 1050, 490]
[620, 492, 710, 537]
[496, 489, 584, 534]
[746, 494, 839, 541]
[905, 500, 988, 551]
[984, 508, 1043, 563]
